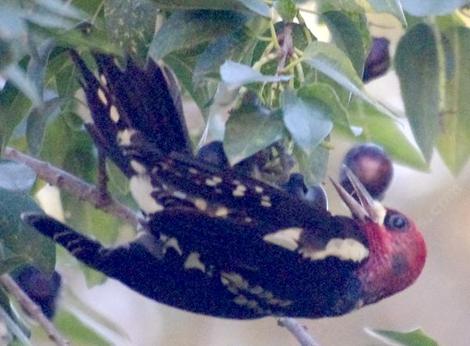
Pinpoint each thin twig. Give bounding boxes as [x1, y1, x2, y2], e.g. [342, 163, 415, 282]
[4, 147, 140, 228]
[276, 23, 294, 75]
[278, 318, 320, 346]
[0, 275, 69, 346]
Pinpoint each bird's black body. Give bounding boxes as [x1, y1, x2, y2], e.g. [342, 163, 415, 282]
[24, 51, 379, 319]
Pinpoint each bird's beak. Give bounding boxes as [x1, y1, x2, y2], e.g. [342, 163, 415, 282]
[330, 166, 386, 225]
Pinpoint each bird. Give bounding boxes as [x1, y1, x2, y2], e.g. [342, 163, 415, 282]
[23, 51, 426, 319]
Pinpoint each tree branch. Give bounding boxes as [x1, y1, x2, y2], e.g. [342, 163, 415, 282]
[4, 147, 140, 228]
[278, 318, 321, 346]
[0, 274, 69, 346]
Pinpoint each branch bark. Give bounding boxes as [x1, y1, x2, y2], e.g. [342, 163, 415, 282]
[0, 275, 69, 346]
[4, 147, 140, 228]
[278, 317, 321, 346]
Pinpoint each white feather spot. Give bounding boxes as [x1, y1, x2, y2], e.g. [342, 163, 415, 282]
[233, 295, 248, 306]
[232, 184, 247, 197]
[130, 160, 146, 174]
[160, 234, 183, 256]
[194, 198, 207, 211]
[110, 105, 119, 123]
[184, 252, 206, 272]
[300, 238, 369, 262]
[215, 207, 229, 218]
[263, 228, 302, 251]
[97, 88, 108, 105]
[172, 190, 187, 199]
[117, 129, 136, 146]
[261, 200, 272, 208]
[205, 177, 221, 186]
[129, 175, 163, 214]
[100, 74, 107, 85]
[189, 168, 198, 174]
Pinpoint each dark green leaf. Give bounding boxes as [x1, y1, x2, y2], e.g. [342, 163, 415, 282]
[273, 0, 297, 22]
[0, 160, 36, 192]
[322, 11, 370, 77]
[368, 328, 439, 346]
[27, 97, 64, 156]
[0, 82, 32, 150]
[34, 0, 85, 20]
[104, 0, 158, 61]
[298, 83, 357, 135]
[150, 10, 247, 60]
[220, 61, 291, 89]
[395, 23, 439, 162]
[41, 26, 122, 55]
[0, 38, 14, 71]
[437, 27, 470, 174]
[294, 142, 329, 184]
[27, 39, 55, 97]
[165, 51, 218, 112]
[282, 89, 333, 153]
[1, 66, 41, 106]
[302, 41, 388, 113]
[0, 188, 55, 273]
[401, 0, 469, 16]
[224, 95, 284, 163]
[151, 0, 270, 16]
[193, 28, 255, 84]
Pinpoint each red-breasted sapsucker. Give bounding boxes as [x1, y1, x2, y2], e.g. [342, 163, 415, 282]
[23, 51, 426, 319]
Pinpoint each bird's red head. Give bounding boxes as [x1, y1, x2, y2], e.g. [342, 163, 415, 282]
[332, 168, 426, 306]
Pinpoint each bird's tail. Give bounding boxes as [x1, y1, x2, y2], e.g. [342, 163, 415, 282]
[22, 212, 108, 270]
[69, 50, 192, 176]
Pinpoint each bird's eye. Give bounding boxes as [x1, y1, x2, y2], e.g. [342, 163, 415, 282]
[385, 212, 409, 232]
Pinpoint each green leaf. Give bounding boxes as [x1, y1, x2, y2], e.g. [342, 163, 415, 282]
[150, 0, 271, 16]
[0, 160, 36, 192]
[26, 39, 55, 97]
[41, 26, 122, 55]
[221, 61, 291, 90]
[0, 188, 55, 273]
[321, 10, 370, 77]
[344, 98, 427, 170]
[224, 94, 284, 163]
[282, 89, 333, 153]
[302, 41, 390, 115]
[273, 0, 297, 22]
[104, 0, 158, 61]
[437, 27, 470, 174]
[0, 37, 14, 71]
[0, 81, 32, 150]
[368, 0, 406, 26]
[1, 66, 41, 106]
[315, 0, 363, 13]
[193, 28, 255, 84]
[26, 97, 64, 156]
[367, 328, 439, 346]
[34, 0, 85, 21]
[401, 0, 469, 16]
[299, 83, 357, 135]
[395, 23, 439, 162]
[150, 10, 247, 60]
[165, 51, 218, 112]
[294, 142, 329, 184]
